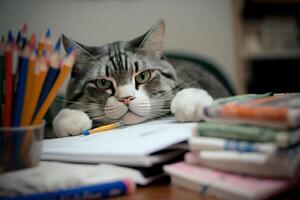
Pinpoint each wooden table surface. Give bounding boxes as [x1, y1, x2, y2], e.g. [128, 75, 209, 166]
[113, 177, 216, 200]
[113, 177, 300, 200]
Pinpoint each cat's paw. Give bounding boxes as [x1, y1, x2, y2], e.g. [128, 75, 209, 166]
[53, 109, 92, 137]
[171, 88, 213, 122]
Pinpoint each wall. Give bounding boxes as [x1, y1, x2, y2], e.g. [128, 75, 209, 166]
[0, 0, 237, 93]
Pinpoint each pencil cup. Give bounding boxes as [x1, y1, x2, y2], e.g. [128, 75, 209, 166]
[0, 121, 45, 172]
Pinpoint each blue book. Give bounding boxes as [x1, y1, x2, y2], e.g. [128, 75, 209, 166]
[1, 179, 135, 200]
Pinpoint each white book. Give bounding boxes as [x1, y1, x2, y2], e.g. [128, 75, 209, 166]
[185, 147, 300, 178]
[42, 118, 196, 167]
[188, 136, 277, 155]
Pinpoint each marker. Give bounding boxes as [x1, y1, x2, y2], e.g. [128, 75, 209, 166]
[83, 122, 123, 136]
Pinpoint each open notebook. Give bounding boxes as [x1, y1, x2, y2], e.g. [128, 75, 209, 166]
[42, 118, 196, 167]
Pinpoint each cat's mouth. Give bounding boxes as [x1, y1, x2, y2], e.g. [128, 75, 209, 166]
[121, 111, 148, 125]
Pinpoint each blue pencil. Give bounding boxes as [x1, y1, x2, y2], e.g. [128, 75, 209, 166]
[12, 46, 30, 126]
[35, 51, 60, 114]
[1, 179, 135, 200]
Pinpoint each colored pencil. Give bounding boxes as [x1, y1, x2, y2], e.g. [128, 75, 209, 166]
[45, 29, 53, 54]
[37, 32, 45, 55]
[24, 56, 48, 125]
[35, 48, 60, 114]
[32, 50, 76, 125]
[0, 36, 5, 125]
[21, 23, 28, 42]
[20, 49, 36, 126]
[3, 31, 14, 127]
[20, 57, 48, 165]
[83, 122, 123, 136]
[12, 45, 30, 126]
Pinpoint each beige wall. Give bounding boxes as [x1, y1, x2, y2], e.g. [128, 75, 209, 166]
[0, 0, 237, 92]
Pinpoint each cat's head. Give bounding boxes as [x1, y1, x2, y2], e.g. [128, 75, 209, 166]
[62, 20, 177, 126]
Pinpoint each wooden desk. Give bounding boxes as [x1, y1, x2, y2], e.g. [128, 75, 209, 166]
[114, 178, 215, 200]
[114, 177, 300, 200]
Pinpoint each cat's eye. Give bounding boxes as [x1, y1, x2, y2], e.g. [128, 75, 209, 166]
[135, 70, 151, 84]
[95, 79, 112, 90]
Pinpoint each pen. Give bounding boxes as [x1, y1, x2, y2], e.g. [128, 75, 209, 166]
[82, 122, 123, 136]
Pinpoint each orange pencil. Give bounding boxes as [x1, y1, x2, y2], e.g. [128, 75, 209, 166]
[32, 50, 76, 125]
[37, 32, 45, 55]
[20, 56, 49, 164]
[23, 56, 48, 125]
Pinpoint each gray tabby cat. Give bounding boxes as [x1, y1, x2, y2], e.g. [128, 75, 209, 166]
[53, 20, 229, 137]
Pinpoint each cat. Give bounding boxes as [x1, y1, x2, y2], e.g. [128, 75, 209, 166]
[53, 20, 230, 137]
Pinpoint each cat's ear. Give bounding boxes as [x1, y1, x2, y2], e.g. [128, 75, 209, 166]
[129, 20, 165, 59]
[61, 34, 87, 54]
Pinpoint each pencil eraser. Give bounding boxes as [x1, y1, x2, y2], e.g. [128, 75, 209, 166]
[82, 130, 90, 136]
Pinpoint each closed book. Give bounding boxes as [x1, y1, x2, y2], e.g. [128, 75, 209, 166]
[184, 146, 300, 178]
[203, 93, 300, 129]
[164, 162, 289, 200]
[188, 136, 277, 154]
[42, 118, 195, 167]
[194, 122, 300, 147]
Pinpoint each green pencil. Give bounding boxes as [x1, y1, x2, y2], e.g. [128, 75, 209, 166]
[0, 35, 5, 126]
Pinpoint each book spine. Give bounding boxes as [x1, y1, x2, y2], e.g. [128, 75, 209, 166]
[195, 123, 292, 147]
[2, 179, 135, 200]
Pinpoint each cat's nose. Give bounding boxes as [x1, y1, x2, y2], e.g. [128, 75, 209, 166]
[119, 96, 135, 106]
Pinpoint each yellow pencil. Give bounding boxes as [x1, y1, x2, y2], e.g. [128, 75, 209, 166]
[31, 50, 76, 125]
[82, 122, 123, 136]
[23, 56, 48, 125]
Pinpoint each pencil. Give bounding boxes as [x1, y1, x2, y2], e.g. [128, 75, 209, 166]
[0, 35, 5, 126]
[21, 22, 28, 43]
[12, 45, 30, 126]
[32, 50, 76, 125]
[24, 56, 48, 125]
[82, 122, 123, 136]
[20, 56, 49, 165]
[3, 31, 14, 127]
[35, 50, 60, 115]
[37, 32, 45, 55]
[45, 29, 53, 54]
[20, 48, 36, 126]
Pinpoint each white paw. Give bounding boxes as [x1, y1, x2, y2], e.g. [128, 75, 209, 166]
[171, 88, 213, 122]
[53, 109, 92, 137]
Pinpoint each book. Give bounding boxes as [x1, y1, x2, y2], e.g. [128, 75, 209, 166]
[164, 162, 289, 200]
[189, 136, 277, 154]
[203, 93, 300, 129]
[42, 118, 196, 167]
[194, 122, 300, 147]
[184, 145, 300, 178]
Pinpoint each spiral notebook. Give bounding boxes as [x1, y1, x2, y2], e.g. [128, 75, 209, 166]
[42, 118, 196, 167]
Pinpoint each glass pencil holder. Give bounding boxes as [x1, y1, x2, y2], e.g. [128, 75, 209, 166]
[0, 121, 45, 173]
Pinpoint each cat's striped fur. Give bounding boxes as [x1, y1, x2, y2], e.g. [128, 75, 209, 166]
[53, 20, 229, 137]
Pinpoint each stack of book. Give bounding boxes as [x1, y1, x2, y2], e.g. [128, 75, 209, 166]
[164, 93, 300, 200]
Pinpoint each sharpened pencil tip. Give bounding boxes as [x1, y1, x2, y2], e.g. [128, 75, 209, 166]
[22, 22, 28, 34]
[82, 130, 90, 136]
[8, 30, 14, 43]
[54, 37, 61, 52]
[16, 31, 21, 43]
[66, 47, 74, 55]
[45, 28, 51, 38]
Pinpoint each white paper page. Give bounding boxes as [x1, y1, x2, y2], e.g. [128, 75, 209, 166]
[42, 118, 196, 158]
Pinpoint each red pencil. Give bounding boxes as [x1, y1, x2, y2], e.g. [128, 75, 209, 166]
[3, 31, 14, 126]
